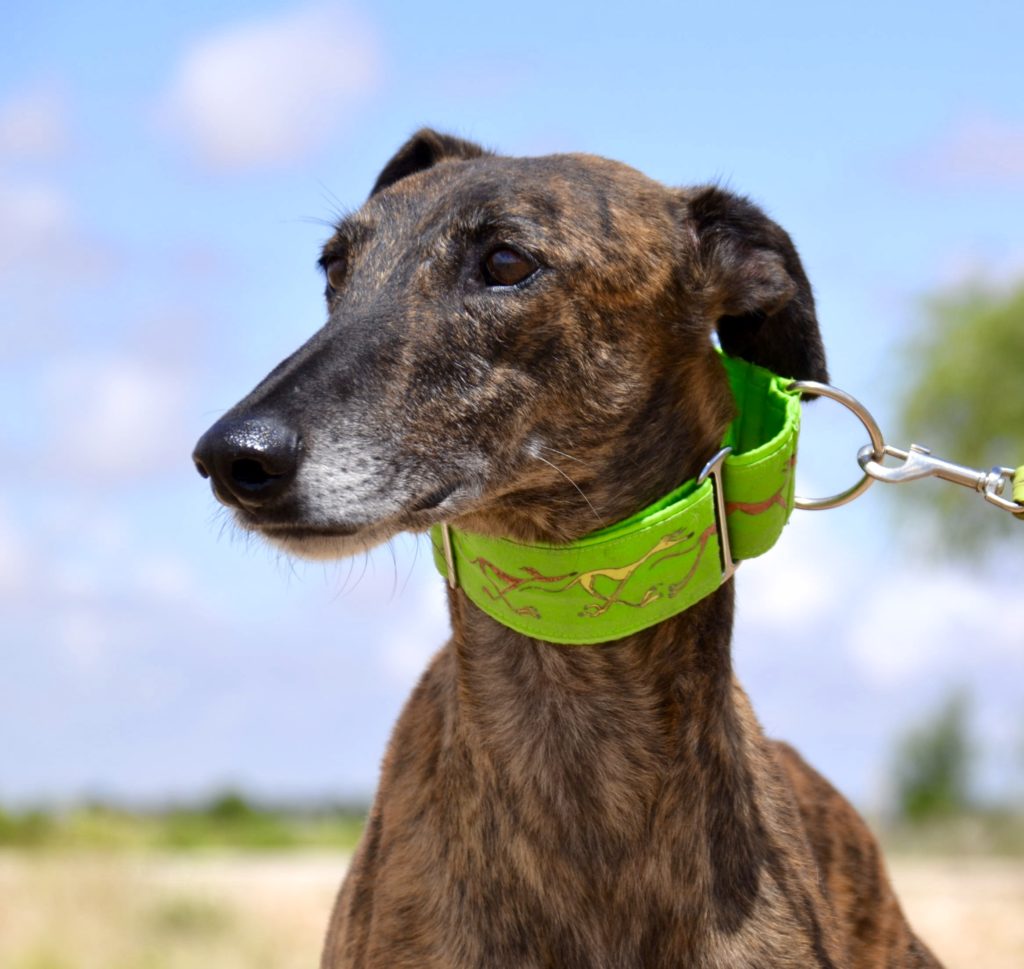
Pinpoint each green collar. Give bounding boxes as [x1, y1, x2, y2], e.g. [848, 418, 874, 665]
[431, 354, 801, 645]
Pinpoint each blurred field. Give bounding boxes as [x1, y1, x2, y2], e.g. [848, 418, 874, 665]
[1, 849, 1022, 969]
[889, 857, 1024, 968]
[0, 797, 365, 853]
[0, 851, 341, 969]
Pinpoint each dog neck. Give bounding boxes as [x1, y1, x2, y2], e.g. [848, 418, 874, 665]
[443, 580, 758, 847]
[431, 353, 765, 867]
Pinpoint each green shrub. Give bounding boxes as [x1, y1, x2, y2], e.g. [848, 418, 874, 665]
[892, 691, 972, 822]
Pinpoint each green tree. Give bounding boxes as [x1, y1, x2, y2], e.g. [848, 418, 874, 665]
[897, 280, 1024, 552]
[891, 691, 972, 823]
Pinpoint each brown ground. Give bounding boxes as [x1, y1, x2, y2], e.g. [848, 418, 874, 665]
[0, 852, 1020, 969]
[887, 856, 1024, 969]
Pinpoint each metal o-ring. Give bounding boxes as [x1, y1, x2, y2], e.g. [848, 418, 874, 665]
[789, 381, 886, 511]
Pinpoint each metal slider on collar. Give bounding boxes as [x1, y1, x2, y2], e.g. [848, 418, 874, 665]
[697, 446, 738, 582]
[440, 522, 458, 590]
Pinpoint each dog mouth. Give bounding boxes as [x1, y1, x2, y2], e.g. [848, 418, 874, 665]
[407, 480, 462, 513]
[231, 478, 472, 558]
[256, 522, 363, 540]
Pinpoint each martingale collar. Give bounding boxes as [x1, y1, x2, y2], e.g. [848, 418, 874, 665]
[430, 354, 802, 645]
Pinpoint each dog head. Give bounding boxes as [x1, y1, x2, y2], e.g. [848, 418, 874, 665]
[193, 129, 827, 558]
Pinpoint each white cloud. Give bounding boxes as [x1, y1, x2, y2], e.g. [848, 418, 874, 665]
[0, 82, 69, 160]
[845, 564, 1024, 687]
[378, 560, 451, 685]
[0, 501, 31, 599]
[912, 114, 1024, 185]
[42, 355, 189, 480]
[0, 178, 72, 271]
[162, 4, 380, 169]
[134, 554, 196, 602]
[736, 509, 843, 630]
[735, 499, 1024, 689]
[56, 609, 110, 673]
[929, 248, 1024, 292]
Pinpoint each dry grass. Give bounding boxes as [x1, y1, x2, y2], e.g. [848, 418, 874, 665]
[0, 852, 342, 969]
[889, 856, 1024, 969]
[1, 851, 1022, 968]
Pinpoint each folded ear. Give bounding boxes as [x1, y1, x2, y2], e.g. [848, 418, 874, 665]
[370, 128, 489, 197]
[685, 186, 828, 383]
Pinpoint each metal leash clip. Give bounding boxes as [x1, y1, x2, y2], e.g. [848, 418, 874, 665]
[857, 444, 1021, 515]
[789, 380, 1024, 518]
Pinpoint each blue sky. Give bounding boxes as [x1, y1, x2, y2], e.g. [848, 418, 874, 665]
[2, 0, 1023, 808]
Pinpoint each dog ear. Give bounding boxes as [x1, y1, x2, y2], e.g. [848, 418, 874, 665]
[685, 186, 828, 383]
[370, 128, 489, 197]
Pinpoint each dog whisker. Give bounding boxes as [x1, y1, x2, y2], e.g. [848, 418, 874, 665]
[294, 214, 343, 230]
[532, 452, 603, 526]
[356, 547, 370, 592]
[333, 542, 377, 599]
[315, 180, 351, 226]
[537, 444, 593, 469]
[331, 555, 356, 601]
[385, 538, 399, 601]
[400, 535, 420, 599]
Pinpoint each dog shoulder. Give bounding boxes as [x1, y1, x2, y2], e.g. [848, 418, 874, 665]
[770, 740, 943, 967]
[323, 646, 458, 968]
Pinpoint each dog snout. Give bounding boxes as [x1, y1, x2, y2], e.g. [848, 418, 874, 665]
[193, 415, 302, 509]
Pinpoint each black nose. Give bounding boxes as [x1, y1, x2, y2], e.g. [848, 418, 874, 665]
[193, 415, 301, 508]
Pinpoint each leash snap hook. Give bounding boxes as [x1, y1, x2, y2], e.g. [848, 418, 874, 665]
[857, 444, 1023, 516]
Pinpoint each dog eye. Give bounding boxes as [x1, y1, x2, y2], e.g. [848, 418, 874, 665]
[483, 247, 538, 287]
[325, 256, 348, 293]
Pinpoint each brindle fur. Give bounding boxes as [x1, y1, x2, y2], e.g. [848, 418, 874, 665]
[196, 130, 942, 968]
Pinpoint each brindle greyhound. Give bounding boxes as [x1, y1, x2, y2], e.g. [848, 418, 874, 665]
[193, 130, 942, 968]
